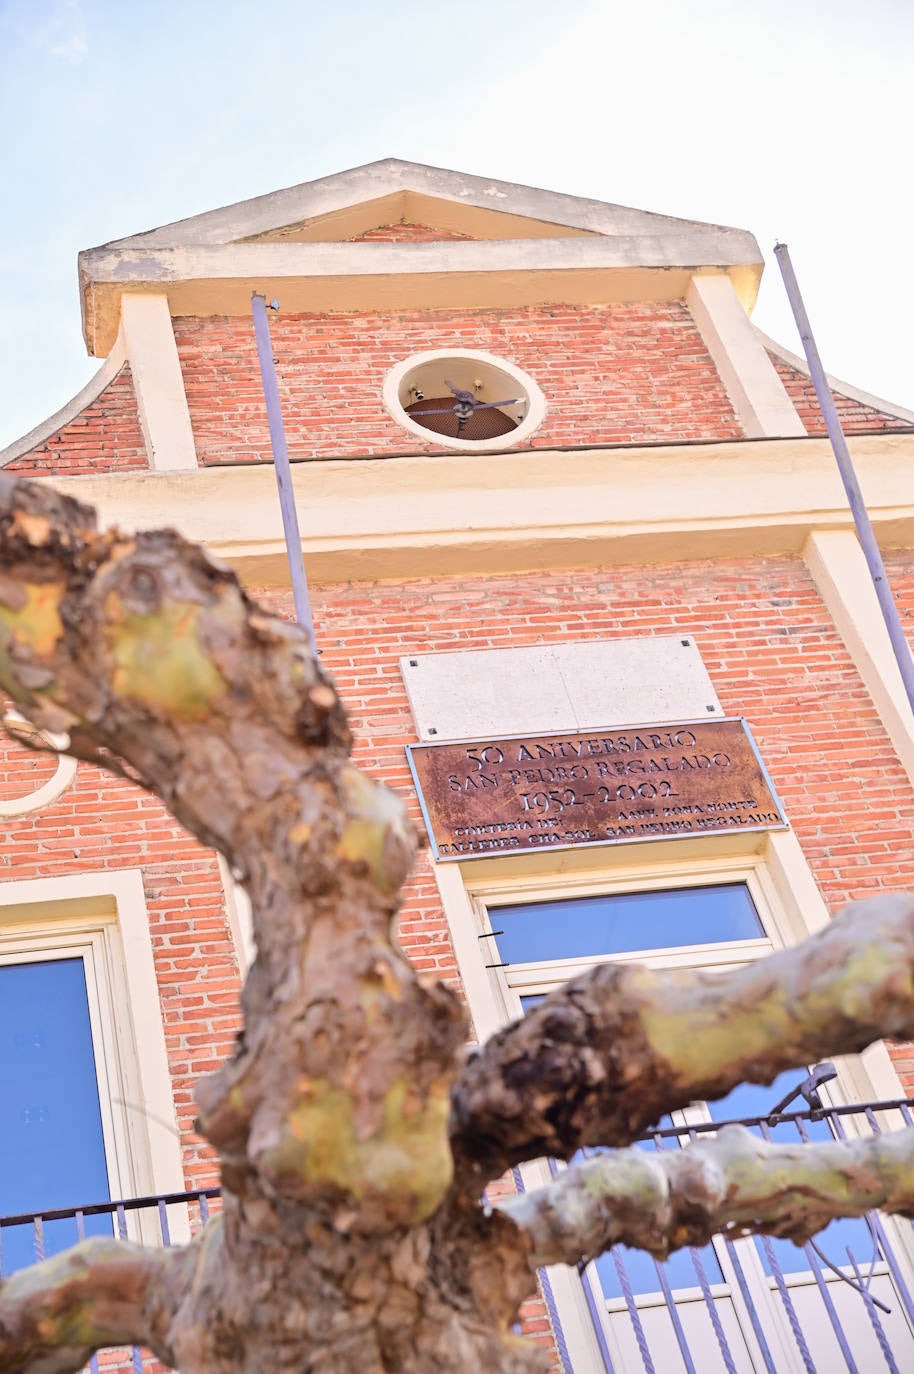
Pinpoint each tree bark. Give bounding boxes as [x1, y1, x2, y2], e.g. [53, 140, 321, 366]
[0, 1237, 192, 1374]
[0, 473, 540, 1372]
[500, 1125, 914, 1268]
[2, 470, 914, 1372]
[451, 892, 914, 1185]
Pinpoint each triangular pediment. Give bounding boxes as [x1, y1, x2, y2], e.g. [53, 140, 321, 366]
[79, 159, 765, 356]
[97, 159, 744, 251]
[236, 190, 601, 244]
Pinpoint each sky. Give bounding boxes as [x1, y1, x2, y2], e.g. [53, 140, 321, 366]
[0, 0, 912, 450]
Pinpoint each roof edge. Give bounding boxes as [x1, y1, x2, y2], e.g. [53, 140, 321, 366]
[88, 158, 764, 253]
[757, 329, 914, 426]
[0, 329, 128, 467]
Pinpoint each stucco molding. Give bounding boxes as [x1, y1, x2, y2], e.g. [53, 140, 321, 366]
[0, 328, 127, 468]
[91, 158, 763, 254]
[79, 236, 764, 357]
[120, 294, 197, 472]
[0, 709, 78, 816]
[803, 528, 914, 786]
[36, 432, 914, 583]
[687, 276, 805, 439]
[756, 329, 914, 426]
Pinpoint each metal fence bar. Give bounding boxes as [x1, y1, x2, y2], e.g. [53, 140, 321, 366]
[650, 1256, 697, 1374]
[74, 1212, 101, 1374]
[157, 1198, 171, 1247]
[612, 1249, 656, 1374]
[721, 1235, 780, 1374]
[828, 1110, 914, 1331]
[759, 1233, 817, 1374]
[789, 1116, 860, 1372]
[687, 1244, 739, 1374]
[756, 1121, 818, 1372]
[576, 1263, 618, 1374]
[116, 1205, 144, 1374]
[250, 292, 315, 644]
[3, 1099, 914, 1373]
[803, 1239, 859, 1374]
[646, 1134, 698, 1374]
[846, 1249, 900, 1374]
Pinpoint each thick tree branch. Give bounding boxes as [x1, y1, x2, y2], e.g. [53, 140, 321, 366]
[0, 475, 542, 1372]
[0, 1237, 193, 1374]
[499, 1124, 914, 1269]
[0, 473, 466, 1235]
[451, 893, 914, 1184]
[7, 470, 914, 1371]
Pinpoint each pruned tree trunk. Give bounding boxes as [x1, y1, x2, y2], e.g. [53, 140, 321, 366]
[1, 469, 914, 1373]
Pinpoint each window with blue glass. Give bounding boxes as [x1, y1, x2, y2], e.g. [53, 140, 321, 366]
[0, 958, 111, 1273]
[491, 884, 766, 1302]
[494, 882, 764, 966]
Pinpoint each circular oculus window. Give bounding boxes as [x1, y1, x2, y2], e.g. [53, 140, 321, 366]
[383, 349, 546, 452]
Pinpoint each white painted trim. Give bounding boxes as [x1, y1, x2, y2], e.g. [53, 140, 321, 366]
[756, 329, 914, 426]
[83, 234, 762, 289]
[0, 869, 185, 1205]
[0, 328, 128, 468]
[383, 348, 546, 453]
[803, 529, 914, 787]
[439, 828, 909, 1368]
[218, 855, 255, 974]
[92, 158, 764, 254]
[36, 431, 914, 586]
[120, 294, 197, 472]
[79, 235, 764, 354]
[0, 711, 78, 816]
[687, 276, 805, 438]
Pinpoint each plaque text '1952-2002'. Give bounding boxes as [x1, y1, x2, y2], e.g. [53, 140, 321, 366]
[406, 719, 785, 860]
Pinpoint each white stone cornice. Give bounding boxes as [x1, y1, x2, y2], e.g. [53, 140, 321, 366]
[34, 433, 914, 584]
[79, 234, 764, 356]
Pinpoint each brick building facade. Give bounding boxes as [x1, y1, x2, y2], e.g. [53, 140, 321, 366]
[3, 159, 914, 1372]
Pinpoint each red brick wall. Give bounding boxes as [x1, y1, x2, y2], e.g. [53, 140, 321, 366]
[251, 553, 914, 1010]
[6, 549, 913, 1371]
[0, 714, 232, 1190]
[174, 301, 743, 464]
[769, 353, 912, 436]
[4, 366, 148, 478]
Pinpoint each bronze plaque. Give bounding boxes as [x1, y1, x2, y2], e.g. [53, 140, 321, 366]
[406, 719, 785, 861]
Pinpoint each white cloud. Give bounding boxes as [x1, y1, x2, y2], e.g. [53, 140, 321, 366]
[38, 0, 87, 64]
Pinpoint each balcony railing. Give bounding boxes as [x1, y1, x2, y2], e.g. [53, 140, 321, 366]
[4, 1099, 914, 1373]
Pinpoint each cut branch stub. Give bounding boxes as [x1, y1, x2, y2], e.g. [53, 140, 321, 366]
[450, 892, 914, 1185]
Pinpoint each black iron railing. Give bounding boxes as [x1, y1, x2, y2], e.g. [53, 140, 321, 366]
[5, 1100, 914, 1373]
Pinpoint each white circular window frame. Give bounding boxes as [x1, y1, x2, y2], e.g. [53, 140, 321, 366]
[0, 710, 77, 817]
[383, 349, 546, 453]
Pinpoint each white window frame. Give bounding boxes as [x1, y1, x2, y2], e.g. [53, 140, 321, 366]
[431, 826, 909, 1370]
[0, 869, 186, 1231]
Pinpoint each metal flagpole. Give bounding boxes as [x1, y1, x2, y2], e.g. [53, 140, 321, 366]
[250, 292, 316, 647]
[774, 243, 914, 717]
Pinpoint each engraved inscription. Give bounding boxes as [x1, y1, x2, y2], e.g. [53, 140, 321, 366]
[406, 720, 785, 861]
